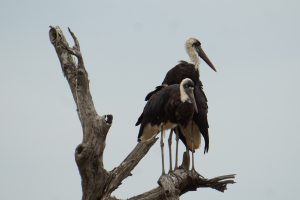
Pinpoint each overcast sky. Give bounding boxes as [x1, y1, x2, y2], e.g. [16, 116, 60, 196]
[1, 0, 300, 199]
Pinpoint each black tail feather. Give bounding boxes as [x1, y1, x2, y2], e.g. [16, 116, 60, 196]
[135, 113, 143, 126]
[201, 128, 209, 154]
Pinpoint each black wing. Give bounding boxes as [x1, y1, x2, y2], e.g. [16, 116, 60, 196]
[136, 85, 177, 140]
[162, 61, 199, 85]
[193, 81, 209, 153]
[145, 61, 199, 101]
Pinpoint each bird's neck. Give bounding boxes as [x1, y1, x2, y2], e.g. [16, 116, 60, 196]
[186, 45, 200, 70]
[180, 85, 190, 103]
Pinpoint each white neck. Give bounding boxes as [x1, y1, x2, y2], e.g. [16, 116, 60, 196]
[180, 83, 189, 103]
[185, 45, 199, 70]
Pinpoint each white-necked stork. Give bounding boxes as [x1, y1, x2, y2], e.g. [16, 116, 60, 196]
[136, 78, 198, 175]
[145, 37, 216, 170]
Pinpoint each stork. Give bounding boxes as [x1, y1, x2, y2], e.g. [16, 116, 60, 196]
[136, 78, 198, 175]
[145, 38, 216, 171]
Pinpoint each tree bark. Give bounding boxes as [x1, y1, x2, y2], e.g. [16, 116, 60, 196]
[49, 26, 235, 200]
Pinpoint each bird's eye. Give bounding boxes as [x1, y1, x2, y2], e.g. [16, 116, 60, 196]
[185, 84, 194, 89]
[193, 41, 201, 46]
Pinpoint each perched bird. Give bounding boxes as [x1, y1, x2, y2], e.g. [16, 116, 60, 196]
[145, 37, 216, 170]
[136, 78, 198, 175]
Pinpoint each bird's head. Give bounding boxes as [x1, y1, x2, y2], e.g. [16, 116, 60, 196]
[186, 37, 217, 72]
[180, 78, 198, 113]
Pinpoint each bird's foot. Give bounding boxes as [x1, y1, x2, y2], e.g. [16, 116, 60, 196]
[190, 167, 197, 174]
[168, 169, 173, 174]
[179, 150, 190, 170]
[173, 166, 179, 171]
[190, 168, 204, 179]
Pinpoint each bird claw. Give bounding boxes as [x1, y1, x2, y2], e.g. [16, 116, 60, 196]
[190, 168, 204, 179]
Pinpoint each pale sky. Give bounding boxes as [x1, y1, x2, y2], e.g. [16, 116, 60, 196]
[1, 0, 300, 199]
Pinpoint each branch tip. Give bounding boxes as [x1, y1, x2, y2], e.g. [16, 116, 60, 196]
[68, 27, 80, 50]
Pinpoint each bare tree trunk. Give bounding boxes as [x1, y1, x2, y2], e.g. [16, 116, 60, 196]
[49, 26, 235, 200]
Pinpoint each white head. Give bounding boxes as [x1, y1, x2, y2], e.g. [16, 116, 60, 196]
[185, 38, 200, 68]
[185, 37, 217, 72]
[185, 38, 200, 49]
[179, 78, 198, 113]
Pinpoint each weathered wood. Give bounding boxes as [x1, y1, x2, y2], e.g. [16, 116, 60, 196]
[49, 26, 235, 200]
[102, 137, 158, 199]
[129, 169, 235, 200]
[50, 25, 111, 200]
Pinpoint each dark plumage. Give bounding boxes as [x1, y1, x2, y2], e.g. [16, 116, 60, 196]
[177, 81, 209, 153]
[136, 78, 198, 143]
[162, 61, 200, 89]
[144, 38, 216, 154]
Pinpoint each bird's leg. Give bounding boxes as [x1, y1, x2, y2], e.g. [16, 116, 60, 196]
[160, 126, 166, 175]
[168, 129, 173, 173]
[174, 127, 179, 170]
[180, 146, 190, 170]
[191, 122, 195, 172]
[185, 146, 190, 170]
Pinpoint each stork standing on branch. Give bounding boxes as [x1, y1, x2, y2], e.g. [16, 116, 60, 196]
[136, 78, 198, 175]
[144, 37, 217, 172]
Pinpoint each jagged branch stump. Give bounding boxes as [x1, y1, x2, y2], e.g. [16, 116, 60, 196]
[49, 26, 235, 200]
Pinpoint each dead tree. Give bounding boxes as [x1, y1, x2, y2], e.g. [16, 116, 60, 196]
[49, 26, 235, 200]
